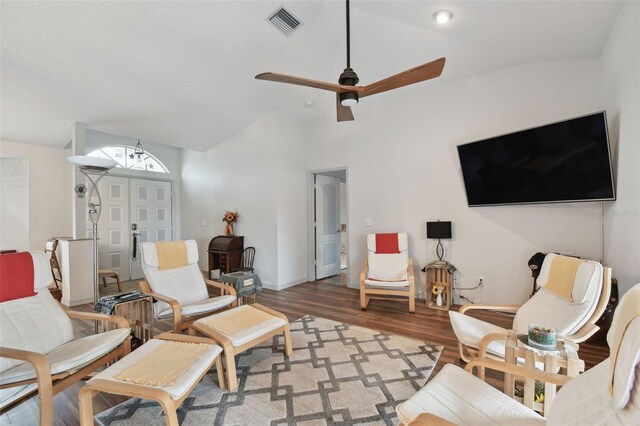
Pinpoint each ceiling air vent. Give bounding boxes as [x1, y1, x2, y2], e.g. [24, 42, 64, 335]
[268, 7, 302, 36]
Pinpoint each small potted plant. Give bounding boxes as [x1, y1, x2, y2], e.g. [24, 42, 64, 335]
[222, 210, 238, 236]
[527, 324, 557, 349]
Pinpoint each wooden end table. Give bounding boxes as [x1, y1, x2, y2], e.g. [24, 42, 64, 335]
[98, 295, 154, 344]
[502, 330, 584, 415]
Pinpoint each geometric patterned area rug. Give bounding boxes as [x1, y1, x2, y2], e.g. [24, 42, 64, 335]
[96, 315, 443, 425]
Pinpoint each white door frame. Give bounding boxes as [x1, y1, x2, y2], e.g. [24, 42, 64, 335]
[307, 167, 349, 285]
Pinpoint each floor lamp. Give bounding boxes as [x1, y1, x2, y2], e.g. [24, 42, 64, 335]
[68, 156, 117, 332]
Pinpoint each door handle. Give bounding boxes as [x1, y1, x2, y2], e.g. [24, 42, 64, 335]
[132, 232, 141, 261]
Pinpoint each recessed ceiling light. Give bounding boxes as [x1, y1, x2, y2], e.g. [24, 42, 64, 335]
[433, 10, 453, 25]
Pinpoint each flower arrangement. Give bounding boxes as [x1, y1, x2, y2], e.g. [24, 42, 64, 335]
[222, 210, 238, 236]
[222, 210, 239, 224]
[432, 284, 445, 306]
[431, 284, 445, 296]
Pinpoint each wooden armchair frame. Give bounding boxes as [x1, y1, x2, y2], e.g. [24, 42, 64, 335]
[0, 306, 131, 426]
[140, 272, 237, 334]
[404, 357, 571, 426]
[78, 332, 225, 426]
[360, 258, 416, 313]
[456, 267, 611, 362]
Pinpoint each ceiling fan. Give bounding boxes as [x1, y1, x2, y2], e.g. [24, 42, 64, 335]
[255, 0, 446, 122]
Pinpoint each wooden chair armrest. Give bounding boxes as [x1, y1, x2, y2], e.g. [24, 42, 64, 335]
[139, 280, 182, 331]
[459, 303, 521, 315]
[64, 310, 130, 329]
[407, 258, 415, 284]
[465, 358, 570, 386]
[203, 277, 237, 296]
[360, 258, 368, 285]
[408, 413, 458, 426]
[478, 332, 510, 358]
[563, 322, 599, 344]
[0, 346, 50, 369]
[0, 346, 54, 425]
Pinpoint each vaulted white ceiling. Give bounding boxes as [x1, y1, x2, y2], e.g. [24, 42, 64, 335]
[1, 1, 622, 151]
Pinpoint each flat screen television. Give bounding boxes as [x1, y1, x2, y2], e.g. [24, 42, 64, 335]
[457, 111, 615, 207]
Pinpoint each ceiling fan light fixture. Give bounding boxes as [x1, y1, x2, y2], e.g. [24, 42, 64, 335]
[340, 92, 359, 107]
[433, 10, 453, 24]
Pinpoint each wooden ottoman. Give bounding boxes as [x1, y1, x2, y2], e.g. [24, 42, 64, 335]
[78, 333, 224, 426]
[189, 304, 292, 391]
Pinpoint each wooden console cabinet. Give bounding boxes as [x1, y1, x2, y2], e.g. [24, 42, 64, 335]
[208, 236, 243, 277]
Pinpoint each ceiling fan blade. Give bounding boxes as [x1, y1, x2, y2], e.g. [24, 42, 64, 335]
[256, 72, 364, 94]
[336, 94, 354, 122]
[360, 57, 446, 98]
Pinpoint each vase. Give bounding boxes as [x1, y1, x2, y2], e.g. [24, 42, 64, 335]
[224, 223, 234, 236]
[436, 292, 443, 306]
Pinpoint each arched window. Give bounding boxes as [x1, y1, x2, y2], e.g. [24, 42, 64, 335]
[87, 145, 169, 174]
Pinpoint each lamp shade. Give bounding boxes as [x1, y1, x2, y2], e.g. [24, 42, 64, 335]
[68, 155, 117, 172]
[426, 221, 452, 239]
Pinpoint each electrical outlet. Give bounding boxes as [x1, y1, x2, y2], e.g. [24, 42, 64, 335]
[201, 219, 207, 227]
[364, 218, 373, 226]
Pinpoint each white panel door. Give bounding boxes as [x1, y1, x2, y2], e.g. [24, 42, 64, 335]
[89, 176, 130, 280]
[129, 179, 172, 280]
[315, 175, 341, 279]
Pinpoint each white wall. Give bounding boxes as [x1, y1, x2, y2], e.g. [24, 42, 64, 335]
[601, 2, 640, 295]
[181, 113, 280, 288]
[0, 158, 29, 251]
[275, 115, 309, 288]
[305, 58, 605, 303]
[181, 112, 311, 290]
[0, 139, 73, 250]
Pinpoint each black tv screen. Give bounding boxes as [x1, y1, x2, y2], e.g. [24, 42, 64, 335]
[457, 112, 615, 206]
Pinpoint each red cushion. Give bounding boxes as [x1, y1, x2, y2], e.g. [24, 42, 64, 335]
[375, 233, 400, 254]
[0, 252, 36, 303]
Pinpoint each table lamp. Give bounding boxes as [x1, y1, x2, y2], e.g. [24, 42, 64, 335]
[426, 220, 452, 262]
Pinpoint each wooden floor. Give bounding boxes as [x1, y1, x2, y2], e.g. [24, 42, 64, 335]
[1, 280, 609, 425]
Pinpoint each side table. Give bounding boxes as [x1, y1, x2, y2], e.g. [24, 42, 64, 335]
[96, 293, 154, 344]
[219, 271, 262, 305]
[424, 261, 454, 311]
[501, 330, 584, 415]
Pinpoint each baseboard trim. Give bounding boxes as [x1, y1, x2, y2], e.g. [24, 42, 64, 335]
[277, 278, 308, 291]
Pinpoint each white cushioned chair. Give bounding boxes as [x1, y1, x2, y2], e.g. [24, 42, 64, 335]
[0, 252, 131, 426]
[360, 233, 415, 313]
[398, 282, 640, 426]
[449, 253, 611, 362]
[140, 240, 237, 333]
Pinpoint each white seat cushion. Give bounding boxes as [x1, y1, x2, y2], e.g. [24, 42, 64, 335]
[513, 287, 600, 338]
[89, 339, 223, 400]
[396, 364, 546, 426]
[0, 328, 130, 385]
[156, 295, 236, 319]
[367, 233, 409, 282]
[364, 279, 410, 288]
[0, 290, 75, 374]
[194, 306, 286, 347]
[449, 311, 509, 357]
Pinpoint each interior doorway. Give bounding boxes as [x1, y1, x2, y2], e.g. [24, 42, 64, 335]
[309, 169, 348, 286]
[87, 176, 173, 282]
